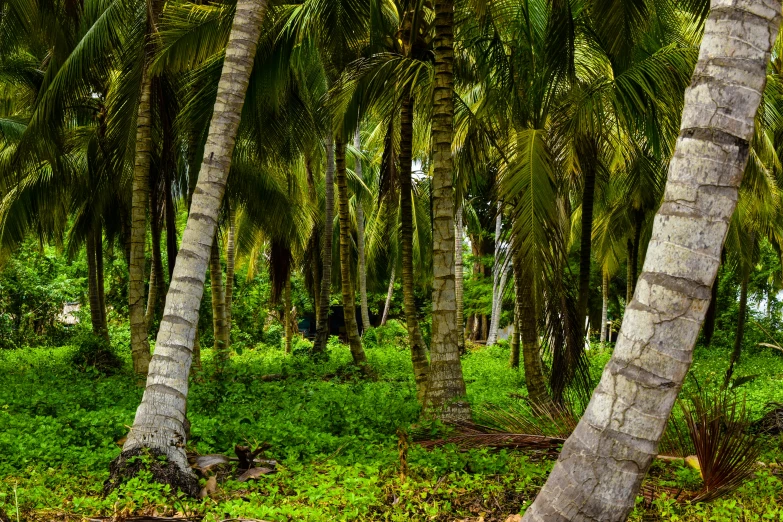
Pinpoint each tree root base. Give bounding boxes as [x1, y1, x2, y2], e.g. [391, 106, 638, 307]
[104, 447, 200, 498]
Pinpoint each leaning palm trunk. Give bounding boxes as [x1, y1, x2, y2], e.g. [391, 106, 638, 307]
[129, 70, 153, 375]
[355, 128, 371, 332]
[114, 0, 269, 495]
[523, 3, 780, 519]
[399, 95, 430, 398]
[313, 138, 335, 353]
[381, 267, 395, 326]
[422, 0, 469, 421]
[335, 139, 367, 367]
[455, 204, 465, 352]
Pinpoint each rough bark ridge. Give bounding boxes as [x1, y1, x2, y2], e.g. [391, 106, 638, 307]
[119, 0, 268, 492]
[399, 95, 430, 398]
[422, 0, 470, 421]
[314, 137, 335, 353]
[335, 138, 368, 367]
[523, 3, 781, 519]
[355, 128, 371, 332]
[130, 70, 153, 375]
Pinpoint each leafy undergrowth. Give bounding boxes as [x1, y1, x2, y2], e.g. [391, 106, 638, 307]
[0, 341, 781, 521]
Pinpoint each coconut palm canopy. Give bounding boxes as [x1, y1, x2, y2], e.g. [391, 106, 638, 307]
[2, 0, 783, 519]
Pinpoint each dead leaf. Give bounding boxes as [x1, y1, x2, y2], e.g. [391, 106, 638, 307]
[504, 516, 522, 522]
[237, 467, 275, 482]
[115, 435, 127, 446]
[199, 475, 217, 499]
[191, 454, 230, 472]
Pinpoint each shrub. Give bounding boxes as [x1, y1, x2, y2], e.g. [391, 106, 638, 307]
[69, 330, 123, 375]
[263, 323, 284, 348]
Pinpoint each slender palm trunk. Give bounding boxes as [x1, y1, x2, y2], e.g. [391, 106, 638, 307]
[487, 202, 503, 345]
[225, 206, 236, 334]
[355, 128, 371, 332]
[381, 267, 395, 326]
[95, 226, 108, 335]
[399, 95, 430, 398]
[600, 270, 609, 344]
[116, 0, 269, 494]
[626, 238, 634, 304]
[704, 271, 719, 346]
[422, 0, 469, 421]
[129, 70, 153, 375]
[509, 319, 520, 369]
[725, 269, 750, 387]
[577, 139, 597, 337]
[306, 158, 322, 322]
[284, 275, 292, 354]
[164, 172, 178, 282]
[146, 187, 165, 330]
[87, 229, 108, 341]
[630, 211, 642, 295]
[514, 263, 550, 406]
[455, 204, 465, 353]
[523, 5, 780, 519]
[210, 236, 229, 367]
[313, 138, 335, 353]
[335, 138, 367, 367]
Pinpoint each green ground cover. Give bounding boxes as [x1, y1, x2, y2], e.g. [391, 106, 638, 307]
[0, 337, 781, 521]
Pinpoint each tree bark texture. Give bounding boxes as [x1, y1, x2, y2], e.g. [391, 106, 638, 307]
[400, 95, 430, 398]
[164, 168, 178, 281]
[313, 137, 335, 353]
[381, 267, 395, 326]
[335, 139, 367, 367]
[146, 185, 165, 331]
[355, 128, 371, 332]
[129, 70, 153, 375]
[514, 263, 550, 406]
[225, 205, 236, 334]
[423, 0, 470, 421]
[523, 3, 781, 519]
[487, 202, 503, 345]
[121, 0, 269, 485]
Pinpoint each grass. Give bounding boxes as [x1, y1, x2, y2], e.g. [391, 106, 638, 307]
[0, 338, 781, 521]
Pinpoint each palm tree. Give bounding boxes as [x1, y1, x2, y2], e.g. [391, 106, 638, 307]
[115, 0, 270, 492]
[523, 3, 780, 519]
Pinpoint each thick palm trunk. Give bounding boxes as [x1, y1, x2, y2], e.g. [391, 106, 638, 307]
[225, 206, 236, 334]
[129, 71, 153, 375]
[399, 95, 430, 398]
[455, 204, 465, 353]
[381, 267, 395, 326]
[600, 270, 609, 344]
[422, 0, 469, 421]
[210, 236, 229, 366]
[576, 139, 597, 336]
[335, 138, 367, 367]
[313, 138, 335, 353]
[725, 269, 749, 387]
[355, 128, 371, 332]
[523, 4, 780, 519]
[115, 0, 269, 495]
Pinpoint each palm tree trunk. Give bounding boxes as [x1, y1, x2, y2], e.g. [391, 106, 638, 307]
[487, 202, 503, 345]
[576, 138, 597, 337]
[355, 128, 371, 332]
[209, 235, 229, 368]
[703, 269, 719, 346]
[522, 5, 780, 519]
[509, 319, 520, 369]
[422, 0, 469, 421]
[306, 158, 322, 322]
[629, 210, 642, 297]
[455, 204, 465, 353]
[335, 138, 367, 367]
[95, 226, 108, 335]
[129, 70, 153, 375]
[514, 263, 550, 406]
[725, 268, 750, 387]
[626, 238, 634, 304]
[115, 0, 269, 494]
[600, 270, 609, 344]
[381, 267, 395, 326]
[164, 169, 178, 282]
[399, 95, 430, 398]
[86, 229, 108, 341]
[225, 206, 236, 335]
[284, 274, 292, 354]
[313, 137, 335, 353]
[146, 186, 165, 331]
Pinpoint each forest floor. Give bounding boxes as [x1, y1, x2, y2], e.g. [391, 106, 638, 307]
[0, 333, 782, 521]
